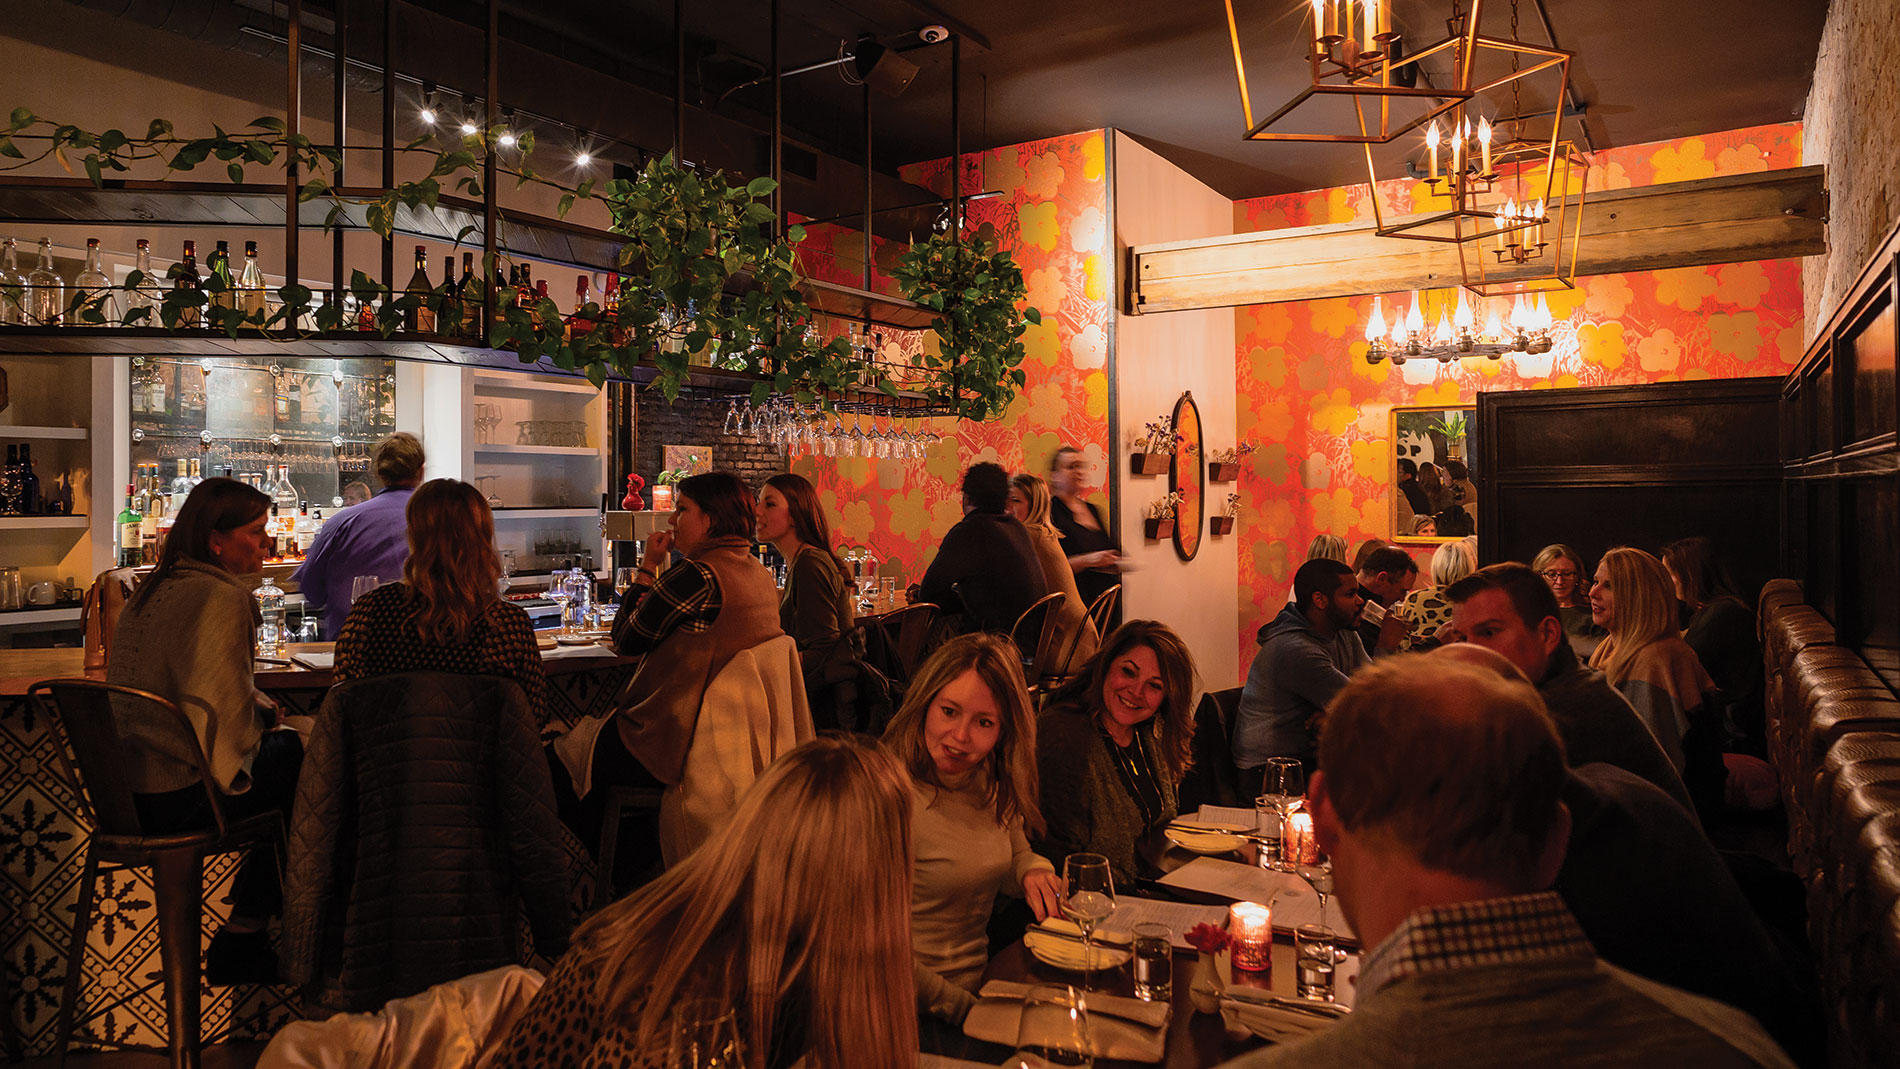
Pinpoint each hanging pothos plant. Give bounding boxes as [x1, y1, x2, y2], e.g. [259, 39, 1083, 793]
[0, 105, 1035, 414]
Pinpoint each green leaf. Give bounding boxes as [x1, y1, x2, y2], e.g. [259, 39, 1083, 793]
[243, 140, 274, 164]
[250, 116, 287, 134]
[786, 224, 807, 244]
[557, 193, 575, 218]
[745, 175, 776, 197]
[454, 224, 479, 247]
[227, 161, 245, 184]
[9, 107, 35, 131]
[145, 118, 172, 140]
[84, 155, 102, 185]
[0, 137, 20, 159]
[98, 129, 127, 153]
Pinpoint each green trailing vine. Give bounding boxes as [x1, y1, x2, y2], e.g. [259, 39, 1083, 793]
[0, 105, 1036, 416]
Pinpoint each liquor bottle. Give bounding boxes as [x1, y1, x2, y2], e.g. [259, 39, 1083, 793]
[133, 464, 152, 516]
[403, 245, 436, 333]
[356, 292, 376, 331]
[294, 500, 315, 555]
[187, 456, 203, 491]
[139, 469, 163, 564]
[516, 263, 534, 309]
[168, 458, 193, 511]
[601, 273, 622, 343]
[459, 252, 481, 338]
[569, 274, 596, 338]
[237, 240, 267, 321]
[27, 238, 66, 327]
[72, 238, 115, 323]
[440, 255, 458, 332]
[18, 445, 42, 514]
[0, 445, 16, 515]
[206, 240, 234, 317]
[0, 238, 26, 325]
[117, 485, 142, 568]
[270, 464, 299, 516]
[493, 264, 517, 328]
[255, 572, 286, 655]
[125, 239, 157, 323]
[170, 240, 202, 328]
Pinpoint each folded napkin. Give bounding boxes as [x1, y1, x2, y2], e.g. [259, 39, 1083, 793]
[1219, 992, 1347, 1044]
[291, 651, 335, 669]
[1021, 919, 1133, 972]
[964, 980, 1169, 1063]
[540, 642, 618, 660]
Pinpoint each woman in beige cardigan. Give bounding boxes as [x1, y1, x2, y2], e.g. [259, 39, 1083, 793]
[1009, 473, 1097, 678]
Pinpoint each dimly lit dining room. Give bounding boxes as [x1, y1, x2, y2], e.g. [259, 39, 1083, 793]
[0, 0, 1884, 1065]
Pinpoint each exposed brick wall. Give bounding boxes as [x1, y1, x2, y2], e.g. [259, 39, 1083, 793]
[1803, 0, 1900, 335]
[628, 391, 788, 494]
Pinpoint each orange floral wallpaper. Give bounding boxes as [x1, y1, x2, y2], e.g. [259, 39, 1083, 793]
[791, 131, 1114, 583]
[1232, 122, 1805, 676]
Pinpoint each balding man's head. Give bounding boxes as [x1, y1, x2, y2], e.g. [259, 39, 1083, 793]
[1318, 654, 1567, 888]
[1429, 642, 1529, 684]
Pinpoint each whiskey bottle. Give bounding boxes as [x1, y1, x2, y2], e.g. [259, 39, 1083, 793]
[26, 238, 66, 327]
[206, 240, 234, 318]
[170, 240, 202, 328]
[125, 239, 158, 323]
[73, 238, 116, 323]
[0, 238, 26, 325]
[237, 240, 268, 321]
[403, 245, 436, 333]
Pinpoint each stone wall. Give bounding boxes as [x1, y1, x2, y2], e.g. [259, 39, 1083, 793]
[1802, 0, 1900, 335]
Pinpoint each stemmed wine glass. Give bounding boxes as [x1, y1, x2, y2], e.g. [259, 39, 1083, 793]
[1297, 852, 1334, 926]
[1062, 852, 1115, 992]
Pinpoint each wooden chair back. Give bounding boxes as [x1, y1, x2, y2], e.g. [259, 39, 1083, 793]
[875, 603, 940, 684]
[29, 678, 227, 839]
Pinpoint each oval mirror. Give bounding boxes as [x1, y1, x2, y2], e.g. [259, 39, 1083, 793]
[1172, 391, 1203, 562]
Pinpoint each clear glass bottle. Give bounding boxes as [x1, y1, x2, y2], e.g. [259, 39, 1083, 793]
[237, 240, 267, 321]
[125, 238, 158, 323]
[168, 458, 193, 512]
[255, 572, 286, 656]
[0, 238, 26, 325]
[187, 456, 203, 491]
[271, 463, 299, 516]
[73, 237, 115, 323]
[26, 238, 66, 326]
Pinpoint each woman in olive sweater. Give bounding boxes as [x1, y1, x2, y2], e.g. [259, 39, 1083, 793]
[1034, 621, 1198, 885]
[757, 473, 860, 727]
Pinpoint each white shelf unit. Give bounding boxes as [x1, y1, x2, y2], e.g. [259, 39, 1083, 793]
[462, 369, 607, 572]
[0, 425, 90, 440]
[0, 515, 91, 530]
[0, 356, 115, 637]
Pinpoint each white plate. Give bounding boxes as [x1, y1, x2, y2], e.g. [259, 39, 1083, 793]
[1024, 921, 1133, 972]
[1165, 828, 1246, 855]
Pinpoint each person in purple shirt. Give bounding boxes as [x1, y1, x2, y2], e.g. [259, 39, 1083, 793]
[293, 432, 425, 640]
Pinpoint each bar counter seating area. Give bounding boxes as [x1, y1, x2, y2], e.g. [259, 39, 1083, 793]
[0, 0, 1888, 1066]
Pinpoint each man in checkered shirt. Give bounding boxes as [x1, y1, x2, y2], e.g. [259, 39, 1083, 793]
[1221, 650, 1793, 1067]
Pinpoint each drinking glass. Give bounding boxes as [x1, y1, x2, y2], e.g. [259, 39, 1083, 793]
[1005, 984, 1091, 1069]
[1261, 757, 1306, 871]
[1131, 923, 1172, 1003]
[1295, 924, 1347, 1003]
[665, 999, 745, 1069]
[1062, 853, 1115, 992]
[614, 566, 637, 600]
[879, 575, 898, 612]
[349, 574, 381, 607]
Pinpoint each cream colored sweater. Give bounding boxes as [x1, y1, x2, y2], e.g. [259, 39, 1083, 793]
[909, 777, 1054, 1023]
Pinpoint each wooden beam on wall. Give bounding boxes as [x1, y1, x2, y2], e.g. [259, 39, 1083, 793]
[1128, 165, 1827, 313]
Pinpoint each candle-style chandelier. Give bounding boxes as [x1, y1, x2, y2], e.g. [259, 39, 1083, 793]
[1222, 0, 1478, 143]
[1362, 287, 1554, 364]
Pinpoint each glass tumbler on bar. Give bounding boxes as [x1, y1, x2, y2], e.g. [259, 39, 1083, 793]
[1131, 923, 1172, 1003]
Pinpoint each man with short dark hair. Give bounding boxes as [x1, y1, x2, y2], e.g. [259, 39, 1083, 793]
[1395, 458, 1430, 519]
[912, 462, 1046, 635]
[294, 431, 426, 640]
[1445, 562, 1692, 813]
[1218, 654, 1794, 1068]
[1232, 558, 1366, 792]
[1355, 545, 1419, 656]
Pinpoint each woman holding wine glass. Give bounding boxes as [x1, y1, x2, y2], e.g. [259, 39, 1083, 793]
[1035, 621, 1199, 885]
[487, 736, 918, 1069]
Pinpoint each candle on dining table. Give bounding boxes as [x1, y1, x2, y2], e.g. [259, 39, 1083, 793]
[1285, 810, 1317, 866]
[1230, 901, 1273, 973]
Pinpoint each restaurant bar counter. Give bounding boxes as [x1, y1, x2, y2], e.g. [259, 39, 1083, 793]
[0, 643, 637, 1058]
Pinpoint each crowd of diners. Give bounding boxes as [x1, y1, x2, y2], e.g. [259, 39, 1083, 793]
[95, 435, 1812, 1067]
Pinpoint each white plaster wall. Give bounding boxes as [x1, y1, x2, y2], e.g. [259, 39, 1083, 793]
[1111, 131, 1241, 691]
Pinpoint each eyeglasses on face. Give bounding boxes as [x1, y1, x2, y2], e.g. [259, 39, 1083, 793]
[1540, 569, 1578, 581]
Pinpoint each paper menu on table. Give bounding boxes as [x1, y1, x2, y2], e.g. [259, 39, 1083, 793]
[290, 651, 335, 669]
[1194, 804, 1260, 828]
[1093, 895, 1230, 949]
[1157, 858, 1355, 941]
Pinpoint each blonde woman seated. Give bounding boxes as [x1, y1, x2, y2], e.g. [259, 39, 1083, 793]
[883, 633, 1062, 1028]
[1589, 546, 1724, 819]
[1008, 473, 1098, 676]
[487, 737, 918, 1069]
[1395, 541, 1474, 652]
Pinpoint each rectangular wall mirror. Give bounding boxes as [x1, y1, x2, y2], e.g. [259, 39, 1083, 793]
[1392, 405, 1477, 543]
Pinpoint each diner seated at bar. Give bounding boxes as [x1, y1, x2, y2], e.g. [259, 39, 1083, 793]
[0, 0, 1878, 1064]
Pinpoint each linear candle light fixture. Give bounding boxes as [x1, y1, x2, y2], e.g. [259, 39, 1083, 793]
[1223, 0, 1477, 143]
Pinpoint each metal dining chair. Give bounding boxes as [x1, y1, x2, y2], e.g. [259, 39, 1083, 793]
[1086, 583, 1123, 640]
[1007, 592, 1067, 684]
[30, 679, 285, 1069]
[872, 602, 940, 686]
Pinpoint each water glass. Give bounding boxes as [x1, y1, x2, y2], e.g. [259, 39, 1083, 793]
[1131, 923, 1172, 1003]
[665, 999, 745, 1069]
[1253, 795, 1281, 870]
[349, 574, 381, 606]
[1006, 984, 1092, 1069]
[879, 575, 897, 611]
[1262, 758, 1306, 871]
[1295, 924, 1347, 1002]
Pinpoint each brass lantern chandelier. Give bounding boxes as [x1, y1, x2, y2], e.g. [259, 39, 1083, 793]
[1223, 0, 1479, 143]
[1458, 137, 1588, 295]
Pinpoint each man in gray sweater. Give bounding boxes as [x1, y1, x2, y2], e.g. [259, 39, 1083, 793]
[1219, 653, 1792, 1068]
[1232, 558, 1367, 797]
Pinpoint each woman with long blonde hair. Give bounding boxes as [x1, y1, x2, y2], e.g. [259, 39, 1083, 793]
[1395, 540, 1474, 652]
[488, 736, 919, 1069]
[883, 633, 1060, 1029]
[1588, 546, 1723, 818]
[1008, 473, 1098, 675]
[1036, 621, 1199, 884]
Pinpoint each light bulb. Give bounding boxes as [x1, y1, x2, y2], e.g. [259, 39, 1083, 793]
[1453, 290, 1473, 330]
[499, 132, 517, 148]
[1483, 303, 1505, 340]
[459, 121, 478, 136]
[576, 151, 592, 167]
[1433, 309, 1454, 346]
[419, 108, 437, 125]
[1534, 292, 1553, 331]
[1364, 295, 1386, 343]
[1406, 294, 1424, 335]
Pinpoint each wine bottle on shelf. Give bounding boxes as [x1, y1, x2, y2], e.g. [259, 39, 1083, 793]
[0, 238, 26, 326]
[493, 264, 517, 328]
[459, 252, 481, 338]
[569, 274, 596, 338]
[170, 240, 202, 328]
[73, 238, 115, 324]
[139, 468, 164, 565]
[168, 458, 192, 512]
[0, 445, 17, 515]
[187, 457, 203, 491]
[27, 238, 66, 327]
[356, 292, 376, 331]
[125, 239, 157, 323]
[206, 240, 234, 317]
[18, 445, 42, 515]
[440, 255, 458, 332]
[601, 273, 622, 343]
[237, 240, 267, 321]
[404, 245, 436, 333]
[117, 485, 142, 568]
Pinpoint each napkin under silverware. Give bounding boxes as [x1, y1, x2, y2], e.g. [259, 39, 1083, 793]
[963, 980, 1170, 1063]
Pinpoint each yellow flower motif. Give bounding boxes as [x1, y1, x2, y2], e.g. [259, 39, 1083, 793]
[1021, 317, 1061, 368]
[1244, 302, 1297, 344]
[1553, 373, 1581, 389]
[1252, 399, 1295, 441]
[924, 435, 964, 485]
[1020, 432, 1062, 476]
[1026, 265, 1068, 313]
[1409, 179, 1452, 214]
[1310, 389, 1357, 436]
[832, 455, 873, 486]
[1309, 298, 1359, 339]
[1637, 328, 1683, 373]
[1324, 187, 1356, 224]
[1081, 133, 1106, 182]
[1254, 443, 1291, 485]
[1577, 321, 1628, 370]
[791, 455, 818, 480]
[1653, 268, 1720, 312]
[929, 496, 965, 540]
[1018, 201, 1060, 252]
[1025, 152, 1066, 200]
[985, 151, 1028, 195]
[1350, 437, 1389, 483]
[1300, 453, 1333, 489]
[1070, 206, 1107, 255]
[888, 488, 933, 542]
[1714, 262, 1771, 308]
[841, 498, 875, 536]
[1476, 357, 1506, 379]
[1249, 344, 1293, 389]
[876, 458, 908, 491]
[1595, 161, 1633, 191]
[1021, 382, 1070, 428]
[1714, 143, 1769, 176]
[1084, 371, 1109, 419]
[1585, 274, 1634, 319]
[1312, 488, 1361, 535]
[1264, 498, 1296, 533]
[1411, 380, 1463, 407]
[1297, 351, 1332, 393]
[1682, 368, 1713, 381]
[1706, 311, 1762, 363]
[1083, 254, 1108, 302]
[1772, 324, 1803, 366]
[1650, 139, 1716, 184]
[1073, 323, 1107, 369]
[1349, 341, 1393, 385]
[1544, 286, 1585, 324]
[1254, 539, 1291, 585]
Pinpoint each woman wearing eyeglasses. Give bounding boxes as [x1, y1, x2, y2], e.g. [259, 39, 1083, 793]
[1534, 543, 1607, 660]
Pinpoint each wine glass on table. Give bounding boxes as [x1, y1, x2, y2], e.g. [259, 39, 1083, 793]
[1062, 852, 1115, 992]
[614, 566, 637, 601]
[666, 999, 745, 1069]
[1006, 984, 1092, 1069]
[1297, 851, 1334, 926]
[1261, 757, 1306, 871]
